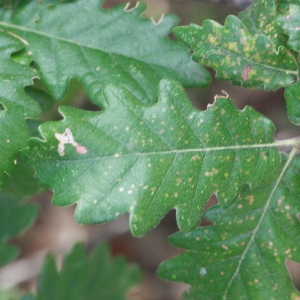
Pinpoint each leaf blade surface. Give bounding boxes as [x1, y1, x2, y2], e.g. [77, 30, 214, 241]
[174, 15, 297, 91]
[277, 3, 300, 51]
[0, 0, 210, 104]
[25, 79, 281, 236]
[158, 154, 300, 299]
[0, 31, 40, 186]
[0, 191, 38, 266]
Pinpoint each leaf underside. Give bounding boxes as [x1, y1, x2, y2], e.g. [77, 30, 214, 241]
[0, 0, 210, 105]
[158, 154, 300, 299]
[25, 79, 281, 236]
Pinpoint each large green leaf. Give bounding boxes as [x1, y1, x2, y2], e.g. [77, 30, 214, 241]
[0, 0, 210, 105]
[174, 15, 297, 91]
[0, 31, 40, 186]
[25, 79, 283, 236]
[22, 243, 141, 300]
[158, 153, 300, 299]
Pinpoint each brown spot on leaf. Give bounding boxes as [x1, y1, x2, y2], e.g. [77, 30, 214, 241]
[242, 64, 252, 81]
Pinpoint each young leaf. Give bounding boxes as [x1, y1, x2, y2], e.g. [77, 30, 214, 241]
[158, 153, 300, 299]
[0, 192, 38, 266]
[23, 243, 141, 300]
[174, 15, 297, 91]
[0, 31, 40, 187]
[0, 0, 210, 104]
[25, 79, 282, 236]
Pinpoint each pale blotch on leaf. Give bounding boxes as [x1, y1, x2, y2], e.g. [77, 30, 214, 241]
[200, 267, 207, 275]
[55, 128, 88, 156]
[242, 64, 252, 81]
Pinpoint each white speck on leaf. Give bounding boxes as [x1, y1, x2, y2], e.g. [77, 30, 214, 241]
[200, 268, 207, 275]
[222, 244, 229, 250]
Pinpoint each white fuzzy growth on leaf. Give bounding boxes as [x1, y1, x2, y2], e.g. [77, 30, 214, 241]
[55, 128, 87, 156]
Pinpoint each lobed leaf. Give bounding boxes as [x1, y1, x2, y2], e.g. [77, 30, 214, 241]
[22, 243, 141, 300]
[0, 0, 210, 105]
[174, 15, 297, 91]
[158, 153, 300, 299]
[25, 79, 281, 236]
[0, 31, 40, 186]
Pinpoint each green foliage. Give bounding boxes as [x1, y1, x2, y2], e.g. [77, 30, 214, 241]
[0, 0, 210, 104]
[0, 191, 37, 265]
[25, 79, 281, 236]
[173, 16, 297, 91]
[277, 3, 300, 51]
[0, 154, 42, 266]
[158, 154, 300, 299]
[0, 31, 40, 187]
[22, 243, 141, 300]
[0, 0, 300, 299]
[238, 0, 288, 49]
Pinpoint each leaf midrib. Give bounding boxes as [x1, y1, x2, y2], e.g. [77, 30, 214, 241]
[46, 140, 295, 163]
[196, 42, 298, 76]
[223, 144, 299, 298]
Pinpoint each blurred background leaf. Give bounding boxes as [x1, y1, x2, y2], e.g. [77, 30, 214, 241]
[22, 243, 141, 300]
